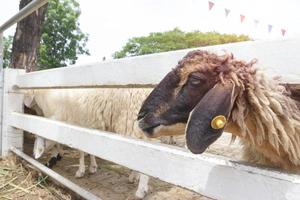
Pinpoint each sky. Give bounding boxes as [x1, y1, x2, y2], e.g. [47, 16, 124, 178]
[1, 0, 300, 64]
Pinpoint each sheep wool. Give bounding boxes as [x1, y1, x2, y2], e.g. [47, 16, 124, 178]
[172, 50, 300, 171]
[31, 88, 153, 139]
[27, 88, 155, 199]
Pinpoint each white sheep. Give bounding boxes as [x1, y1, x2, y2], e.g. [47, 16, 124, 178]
[24, 97, 65, 168]
[24, 88, 174, 199]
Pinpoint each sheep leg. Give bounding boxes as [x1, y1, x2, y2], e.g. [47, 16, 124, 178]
[89, 155, 98, 174]
[45, 146, 62, 168]
[75, 151, 86, 178]
[128, 171, 140, 183]
[134, 173, 150, 199]
[57, 144, 64, 157]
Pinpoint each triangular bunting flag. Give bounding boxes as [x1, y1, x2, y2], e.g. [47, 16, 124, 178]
[225, 8, 230, 17]
[281, 29, 286, 36]
[268, 24, 273, 33]
[208, 1, 214, 11]
[254, 19, 259, 27]
[240, 15, 245, 23]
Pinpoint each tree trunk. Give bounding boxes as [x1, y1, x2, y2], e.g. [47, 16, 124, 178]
[10, 0, 48, 151]
[10, 0, 47, 72]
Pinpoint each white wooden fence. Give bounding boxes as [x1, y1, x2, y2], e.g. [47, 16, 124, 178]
[1, 1, 300, 200]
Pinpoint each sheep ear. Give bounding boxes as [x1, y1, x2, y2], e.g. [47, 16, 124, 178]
[185, 82, 237, 154]
[24, 93, 36, 108]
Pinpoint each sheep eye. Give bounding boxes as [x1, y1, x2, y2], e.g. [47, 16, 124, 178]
[190, 79, 202, 85]
[188, 73, 206, 85]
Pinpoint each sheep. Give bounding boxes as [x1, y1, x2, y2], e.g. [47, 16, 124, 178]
[138, 50, 300, 171]
[24, 96, 65, 168]
[24, 88, 178, 199]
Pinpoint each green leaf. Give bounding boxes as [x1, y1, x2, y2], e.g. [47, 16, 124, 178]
[38, 0, 89, 69]
[2, 36, 13, 68]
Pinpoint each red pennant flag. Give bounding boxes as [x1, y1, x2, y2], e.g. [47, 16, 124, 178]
[268, 24, 273, 33]
[281, 29, 286, 36]
[225, 8, 230, 17]
[240, 15, 245, 23]
[208, 1, 214, 11]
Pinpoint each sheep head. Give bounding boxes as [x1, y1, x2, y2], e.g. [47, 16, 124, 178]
[138, 50, 256, 154]
[24, 91, 36, 108]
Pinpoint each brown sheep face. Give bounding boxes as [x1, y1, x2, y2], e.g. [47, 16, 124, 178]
[138, 50, 239, 154]
[138, 62, 217, 138]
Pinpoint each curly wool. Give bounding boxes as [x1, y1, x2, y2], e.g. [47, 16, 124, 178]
[231, 72, 300, 170]
[178, 50, 300, 170]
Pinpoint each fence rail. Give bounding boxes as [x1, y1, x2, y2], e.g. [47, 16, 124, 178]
[10, 147, 101, 200]
[0, 0, 48, 33]
[8, 112, 300, 200]
[14, 39, 300, 89]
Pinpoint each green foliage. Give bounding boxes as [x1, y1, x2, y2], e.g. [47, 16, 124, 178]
[3, 0, 89, 70]
[113, 28, 250, 59]
[38, 0, 89, 69]
[2, 36, 13, 68]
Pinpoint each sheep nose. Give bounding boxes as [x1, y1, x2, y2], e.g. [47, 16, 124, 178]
[137, 111, 147, 120]
[138, 120, 160, 135]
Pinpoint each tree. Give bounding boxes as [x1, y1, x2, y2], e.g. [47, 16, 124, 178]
[113, 28, 250, 59]
[10, 0, 48, 72]
[38, 0, 89, 69]
[6, 0, 89, 70]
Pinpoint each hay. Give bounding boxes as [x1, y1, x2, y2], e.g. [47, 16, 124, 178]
[0, 155, 71, 200]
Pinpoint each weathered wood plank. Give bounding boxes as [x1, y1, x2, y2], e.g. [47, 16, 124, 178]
[8, 112, 300, 200]
[15, 39, 300, 89]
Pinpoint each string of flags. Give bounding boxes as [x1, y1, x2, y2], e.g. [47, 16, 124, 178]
[225, 9, 230, 17]
[208, 1, 287, 36]
[240, 15, 245, 23]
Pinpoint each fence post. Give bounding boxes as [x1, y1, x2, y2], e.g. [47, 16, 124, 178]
[0, 32, 3, 154]
[1, 69, 25, 156]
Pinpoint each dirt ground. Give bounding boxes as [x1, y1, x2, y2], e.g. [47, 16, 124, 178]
[8, 132, 242, 200]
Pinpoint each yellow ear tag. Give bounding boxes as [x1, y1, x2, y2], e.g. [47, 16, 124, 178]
[211, 115, 227, 129]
